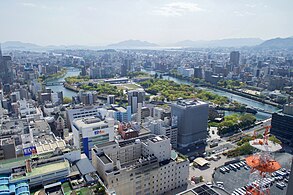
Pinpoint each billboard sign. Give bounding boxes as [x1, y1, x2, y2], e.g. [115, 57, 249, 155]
[23, 146, 37, 156]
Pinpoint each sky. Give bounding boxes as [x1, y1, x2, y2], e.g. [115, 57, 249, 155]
[0, 0, 292, 46]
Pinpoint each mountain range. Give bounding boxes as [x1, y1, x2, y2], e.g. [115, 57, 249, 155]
[1, 37, 293, 50]
[172, 38, 264, 48]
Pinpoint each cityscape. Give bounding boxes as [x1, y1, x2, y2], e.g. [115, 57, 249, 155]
[0, 1, 293, 195]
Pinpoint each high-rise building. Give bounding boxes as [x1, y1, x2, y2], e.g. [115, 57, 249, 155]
[107, 95, 115, 105]
[229, 51, 240, 68]
[128, 89, 145, 113]
[0, 45, 13, 84]
[72, 116, 115, 159]
[171, 99, 208, 148]
[271, 105, 293, 144]
[121, 59, 131, 76]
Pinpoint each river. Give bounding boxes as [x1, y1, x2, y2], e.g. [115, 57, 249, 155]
[142, 69, 279, 120]
[47, 68, 278, 120]
[46, 67, 80, 98]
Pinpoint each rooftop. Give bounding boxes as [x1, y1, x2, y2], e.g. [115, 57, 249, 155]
[177, 184, 222, 195]
[11, 160, 70, 181]
[174, 99, 208, 108]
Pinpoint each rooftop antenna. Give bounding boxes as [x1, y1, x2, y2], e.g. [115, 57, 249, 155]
[245, 126, 282, 195]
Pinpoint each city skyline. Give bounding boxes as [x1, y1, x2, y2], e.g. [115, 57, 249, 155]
[0, 0, 293, 46]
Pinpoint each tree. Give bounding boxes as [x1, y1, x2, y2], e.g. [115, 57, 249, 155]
[63, 97, 72, 104]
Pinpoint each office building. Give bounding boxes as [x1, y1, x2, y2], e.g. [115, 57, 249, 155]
[230, 51, 240, 68]
[107, 95, 115, 105]
[0, 138, 16, 160]
[89, 66, 102, 79]
[66, 106, 100, 128]
[271, 112, 293, 144]
[72, 116, 115, 158]
[171, 99, 208, 148]
[128, 89, 145, 113]
[121, 59, 131, 76]
[147, 119, 178, 148]
[0, 46, 13, 84]
[92, 134, 189, 195]
[178, 67, 194, 78]
[112, 105, 131, 123]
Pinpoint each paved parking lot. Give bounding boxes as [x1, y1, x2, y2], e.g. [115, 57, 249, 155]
[189, 155, 240, 182]
[213, 152, 292, 194]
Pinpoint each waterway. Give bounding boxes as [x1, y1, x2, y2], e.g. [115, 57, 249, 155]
[46, 67, 80, 97]
[142, 69, 279, 120]
[47, 68, 278, 120]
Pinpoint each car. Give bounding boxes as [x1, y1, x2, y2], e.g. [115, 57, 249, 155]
[276, 182, 286, 189]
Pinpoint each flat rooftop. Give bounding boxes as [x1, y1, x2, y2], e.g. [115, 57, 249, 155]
[73, 116, 109, 128]
[150, 135, 166, 143]
[11, 160, 70, 181]
[115, 107, 126, 112]
[173, 99, 208, 108]
[177, 184, 222, 195]
[98, 153, 112, 164]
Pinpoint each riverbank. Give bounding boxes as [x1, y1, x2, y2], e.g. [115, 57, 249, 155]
[204, 83, 282, 109]
[44, 68, 67, 82]
[166, 72, 281, 108]
[63, 82, 79, 92]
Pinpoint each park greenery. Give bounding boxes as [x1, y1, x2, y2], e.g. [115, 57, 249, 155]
[217, 79, 245, 89]
[139, 79, 229, 104]
[227, 134, 281, 158]
[80, 83, 124, 97]
[38, 68, 67, 82]
[209, 113, 256, 135]
[63, 97, 72, 104]
[65, 75, 90, 84]
[227, 142, 254, 158]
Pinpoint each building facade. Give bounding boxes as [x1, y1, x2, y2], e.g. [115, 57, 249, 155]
[92, 135, 189, 195]
[271, 112, 293, 144]
[72, 116, 115, 158]
[128, 89, 145, 114]
[171, 99, 208, 148]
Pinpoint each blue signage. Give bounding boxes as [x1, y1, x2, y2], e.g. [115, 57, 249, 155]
[94, 130, 105, 135]
[23, 146, 37, 156]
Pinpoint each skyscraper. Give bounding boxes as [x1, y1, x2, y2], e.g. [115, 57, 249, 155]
[229, 51, 240, 68]
[0, 45, 13, 84]
[127, 89, 145, 113]
[121, 59, 131, 76]
[171, 99, 208, 148]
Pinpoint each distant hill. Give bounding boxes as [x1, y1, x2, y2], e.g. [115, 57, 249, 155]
[2, 41, 42, 50]
[172, 38, 263, 48]
[257, 37, 293, 49]
[107, 40, 159, 48]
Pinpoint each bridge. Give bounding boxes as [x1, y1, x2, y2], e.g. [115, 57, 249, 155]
[45, 81, 65, 86]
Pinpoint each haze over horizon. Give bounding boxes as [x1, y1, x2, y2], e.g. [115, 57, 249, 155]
[0, 0, 292, 46]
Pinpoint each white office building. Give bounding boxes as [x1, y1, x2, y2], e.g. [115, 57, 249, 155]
[92, 134, 189, 195]
[72, 116, 114, 159]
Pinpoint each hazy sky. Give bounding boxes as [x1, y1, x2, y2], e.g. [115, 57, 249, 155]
[0, 0, 292, 46]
